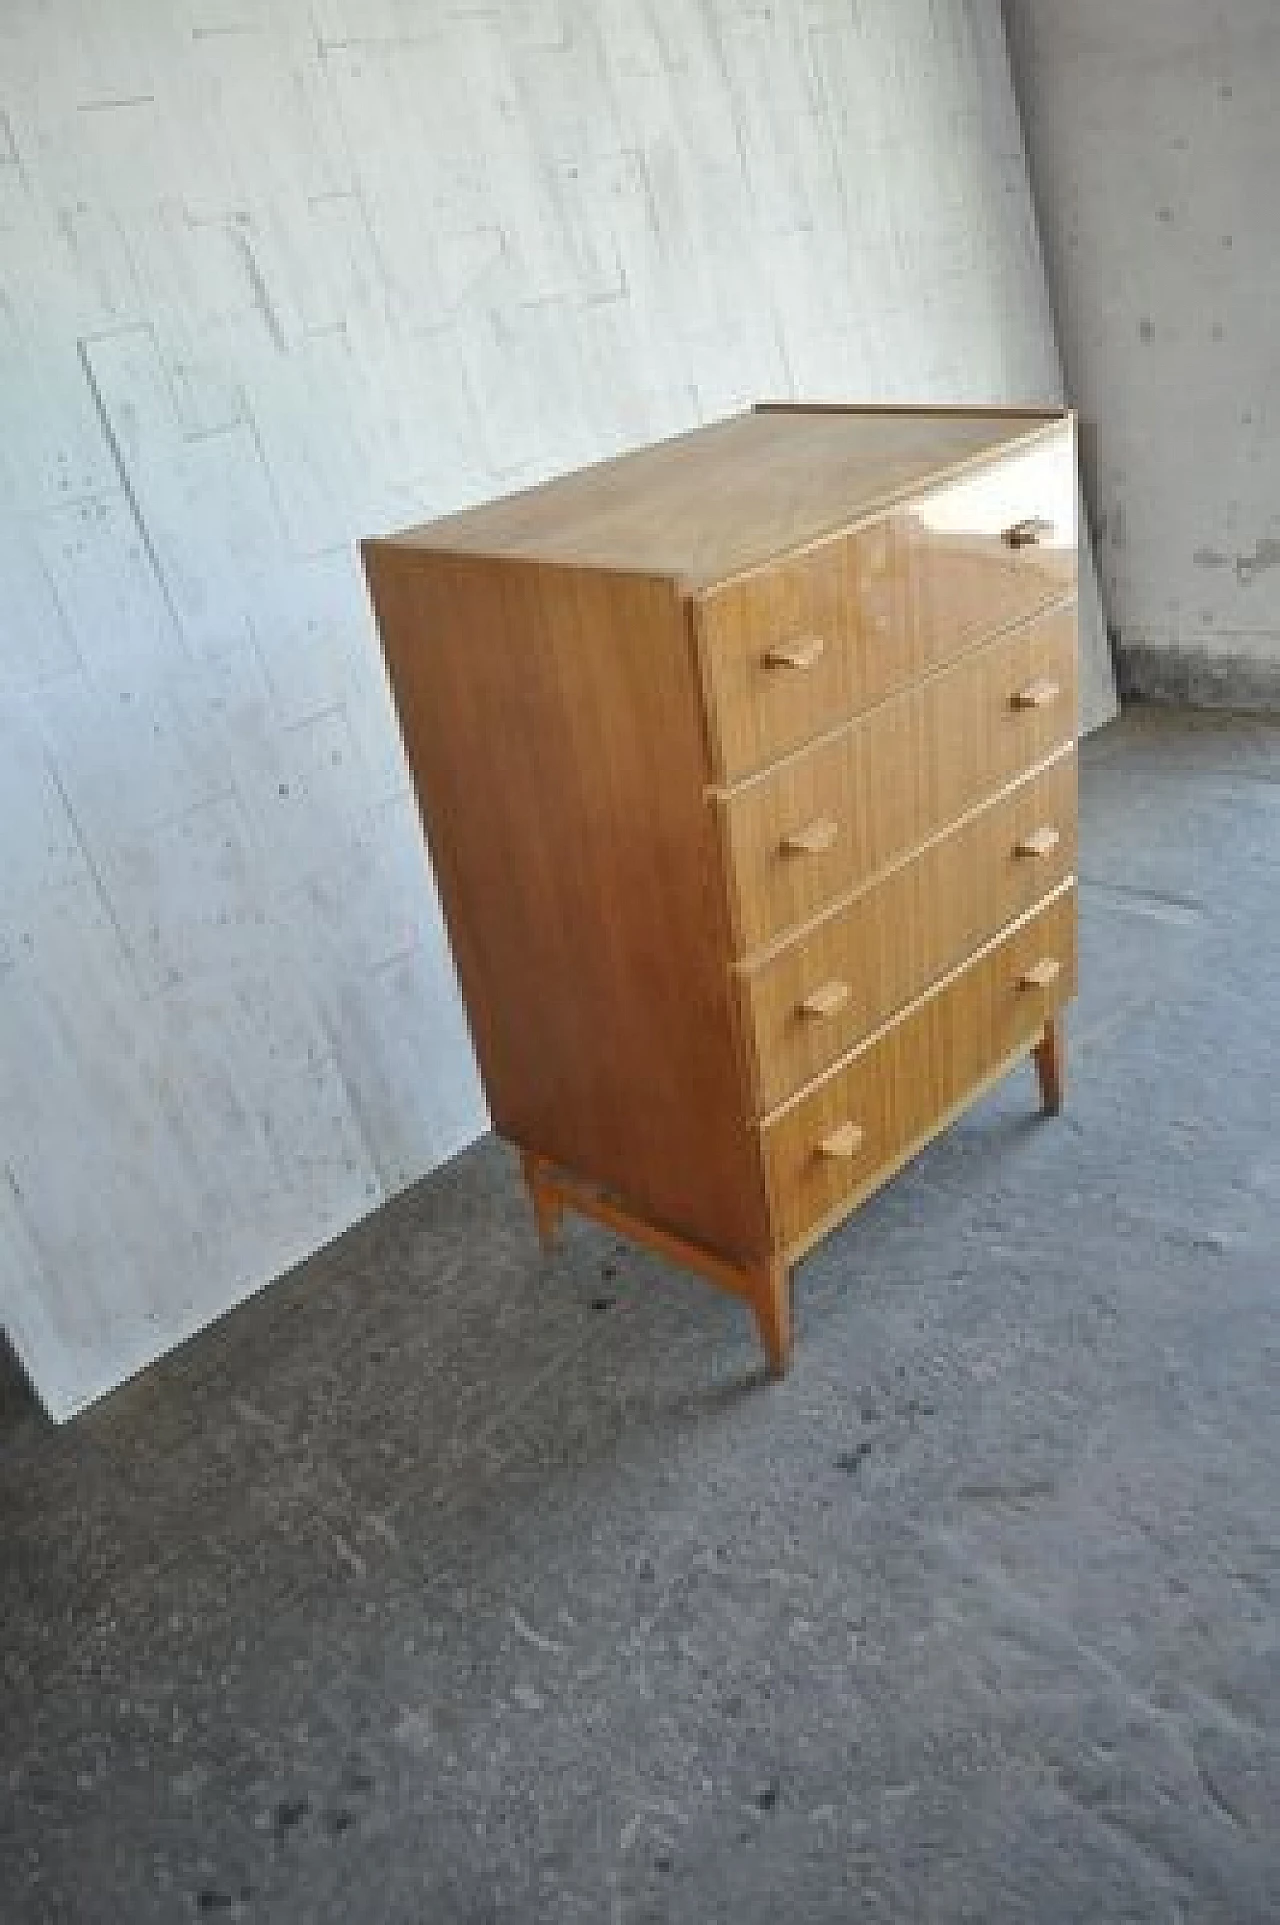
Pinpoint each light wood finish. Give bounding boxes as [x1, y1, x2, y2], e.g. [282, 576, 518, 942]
[697, 428, 1076, 781]
[1011, 676, 1062, 710]
[361, 405, 1080, 1377]
[360, 547, 770, 1264]
[1015, 824, 1062, 859]
[801, 980, 852, 1020]
[718, 602, 1077, 956]
[384, 407, 1071, 590]
[819, 1122, 866, 1160]
[738, 752, 1077, 1114]
[762, 889, 1077, 1253]
[781, 817, 839, 858]
[1003, 515, 1056, 549]
[765, 636, 826, 671]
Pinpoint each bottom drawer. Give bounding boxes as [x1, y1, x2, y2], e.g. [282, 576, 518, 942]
[761, 886, 1077, 1254]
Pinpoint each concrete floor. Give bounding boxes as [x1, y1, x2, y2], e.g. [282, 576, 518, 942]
[3, 707, 1278, 1923]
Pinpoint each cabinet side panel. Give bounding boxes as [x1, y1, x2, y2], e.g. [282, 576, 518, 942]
[361, 545, 770, 1264]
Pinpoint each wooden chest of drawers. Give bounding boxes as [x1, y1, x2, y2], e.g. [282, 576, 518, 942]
[362, 404, 1079, 1373]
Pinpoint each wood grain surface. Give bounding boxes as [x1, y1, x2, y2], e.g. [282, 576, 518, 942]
[362, 406, 1081, 1371]
[378, 408, 1069, 591]
[697, 425, 1076, 780]
[739, 750, 1078, 1113]
[761, 886, 1077, 1252]
[716, 600, 1079, 955]
[361, 543, 771, 1262]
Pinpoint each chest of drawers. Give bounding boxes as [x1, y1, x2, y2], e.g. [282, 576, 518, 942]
[361, 404, 1079, 1374]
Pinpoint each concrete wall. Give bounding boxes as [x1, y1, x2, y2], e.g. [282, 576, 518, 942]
[1006, 2, 1280, 706]
[0, 0, 1108, 1419]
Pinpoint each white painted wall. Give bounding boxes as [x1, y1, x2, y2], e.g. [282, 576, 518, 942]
[1006, 2, 1280, 703]
[0, 0, 1109, 1419]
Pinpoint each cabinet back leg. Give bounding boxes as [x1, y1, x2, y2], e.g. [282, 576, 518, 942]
[521, 1150, 564, 1250]
[1033, 1014, 1064, 1115]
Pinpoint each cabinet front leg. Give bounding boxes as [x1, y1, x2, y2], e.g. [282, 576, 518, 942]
[1033, 1014, 1064, 1116]
[521, 1150, 564, 1251]
[751, 1258, 792, 1378]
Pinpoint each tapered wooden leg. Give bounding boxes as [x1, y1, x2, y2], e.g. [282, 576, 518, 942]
[516, 1150, 795, 1375]
[521, 1150, 564, 1250]
[1033, 1014, 1064, 1116]
[750, 1258, 792, 1378]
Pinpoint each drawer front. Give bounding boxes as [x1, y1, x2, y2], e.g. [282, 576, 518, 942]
[718, 600, 1077, 956]
[697, 428, 1077, 783]
[762, 887, 1077, 1254]
[741, 752, 1077, 1115]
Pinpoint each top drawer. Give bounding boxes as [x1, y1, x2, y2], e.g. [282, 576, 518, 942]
[696, 427, 1077, 783]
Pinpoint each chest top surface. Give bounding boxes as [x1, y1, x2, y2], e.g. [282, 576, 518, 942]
[372, 403, 1070, 590]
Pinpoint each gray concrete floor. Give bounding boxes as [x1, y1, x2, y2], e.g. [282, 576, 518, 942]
[3, 707, 1278, 1923]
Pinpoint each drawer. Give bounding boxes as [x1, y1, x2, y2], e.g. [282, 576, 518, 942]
[716, 599, 1077, 956]
[761, 886, 1077, 1254]
[696, 428, 1077, 783]
[740, 752, 1077, 1115]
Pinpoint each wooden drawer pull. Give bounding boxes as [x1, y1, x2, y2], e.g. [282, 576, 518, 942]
[1011, 678, 1061, 711]
[764, 635, 825, 671]
[1019, 957, 1062, 991]
[1003, 516, 1055, 549]
[1015, 825, 1061, 859]
[782, 817, 838, 857]
[819, 1121, 865, 1161]
[800, 979, 851, 1020]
